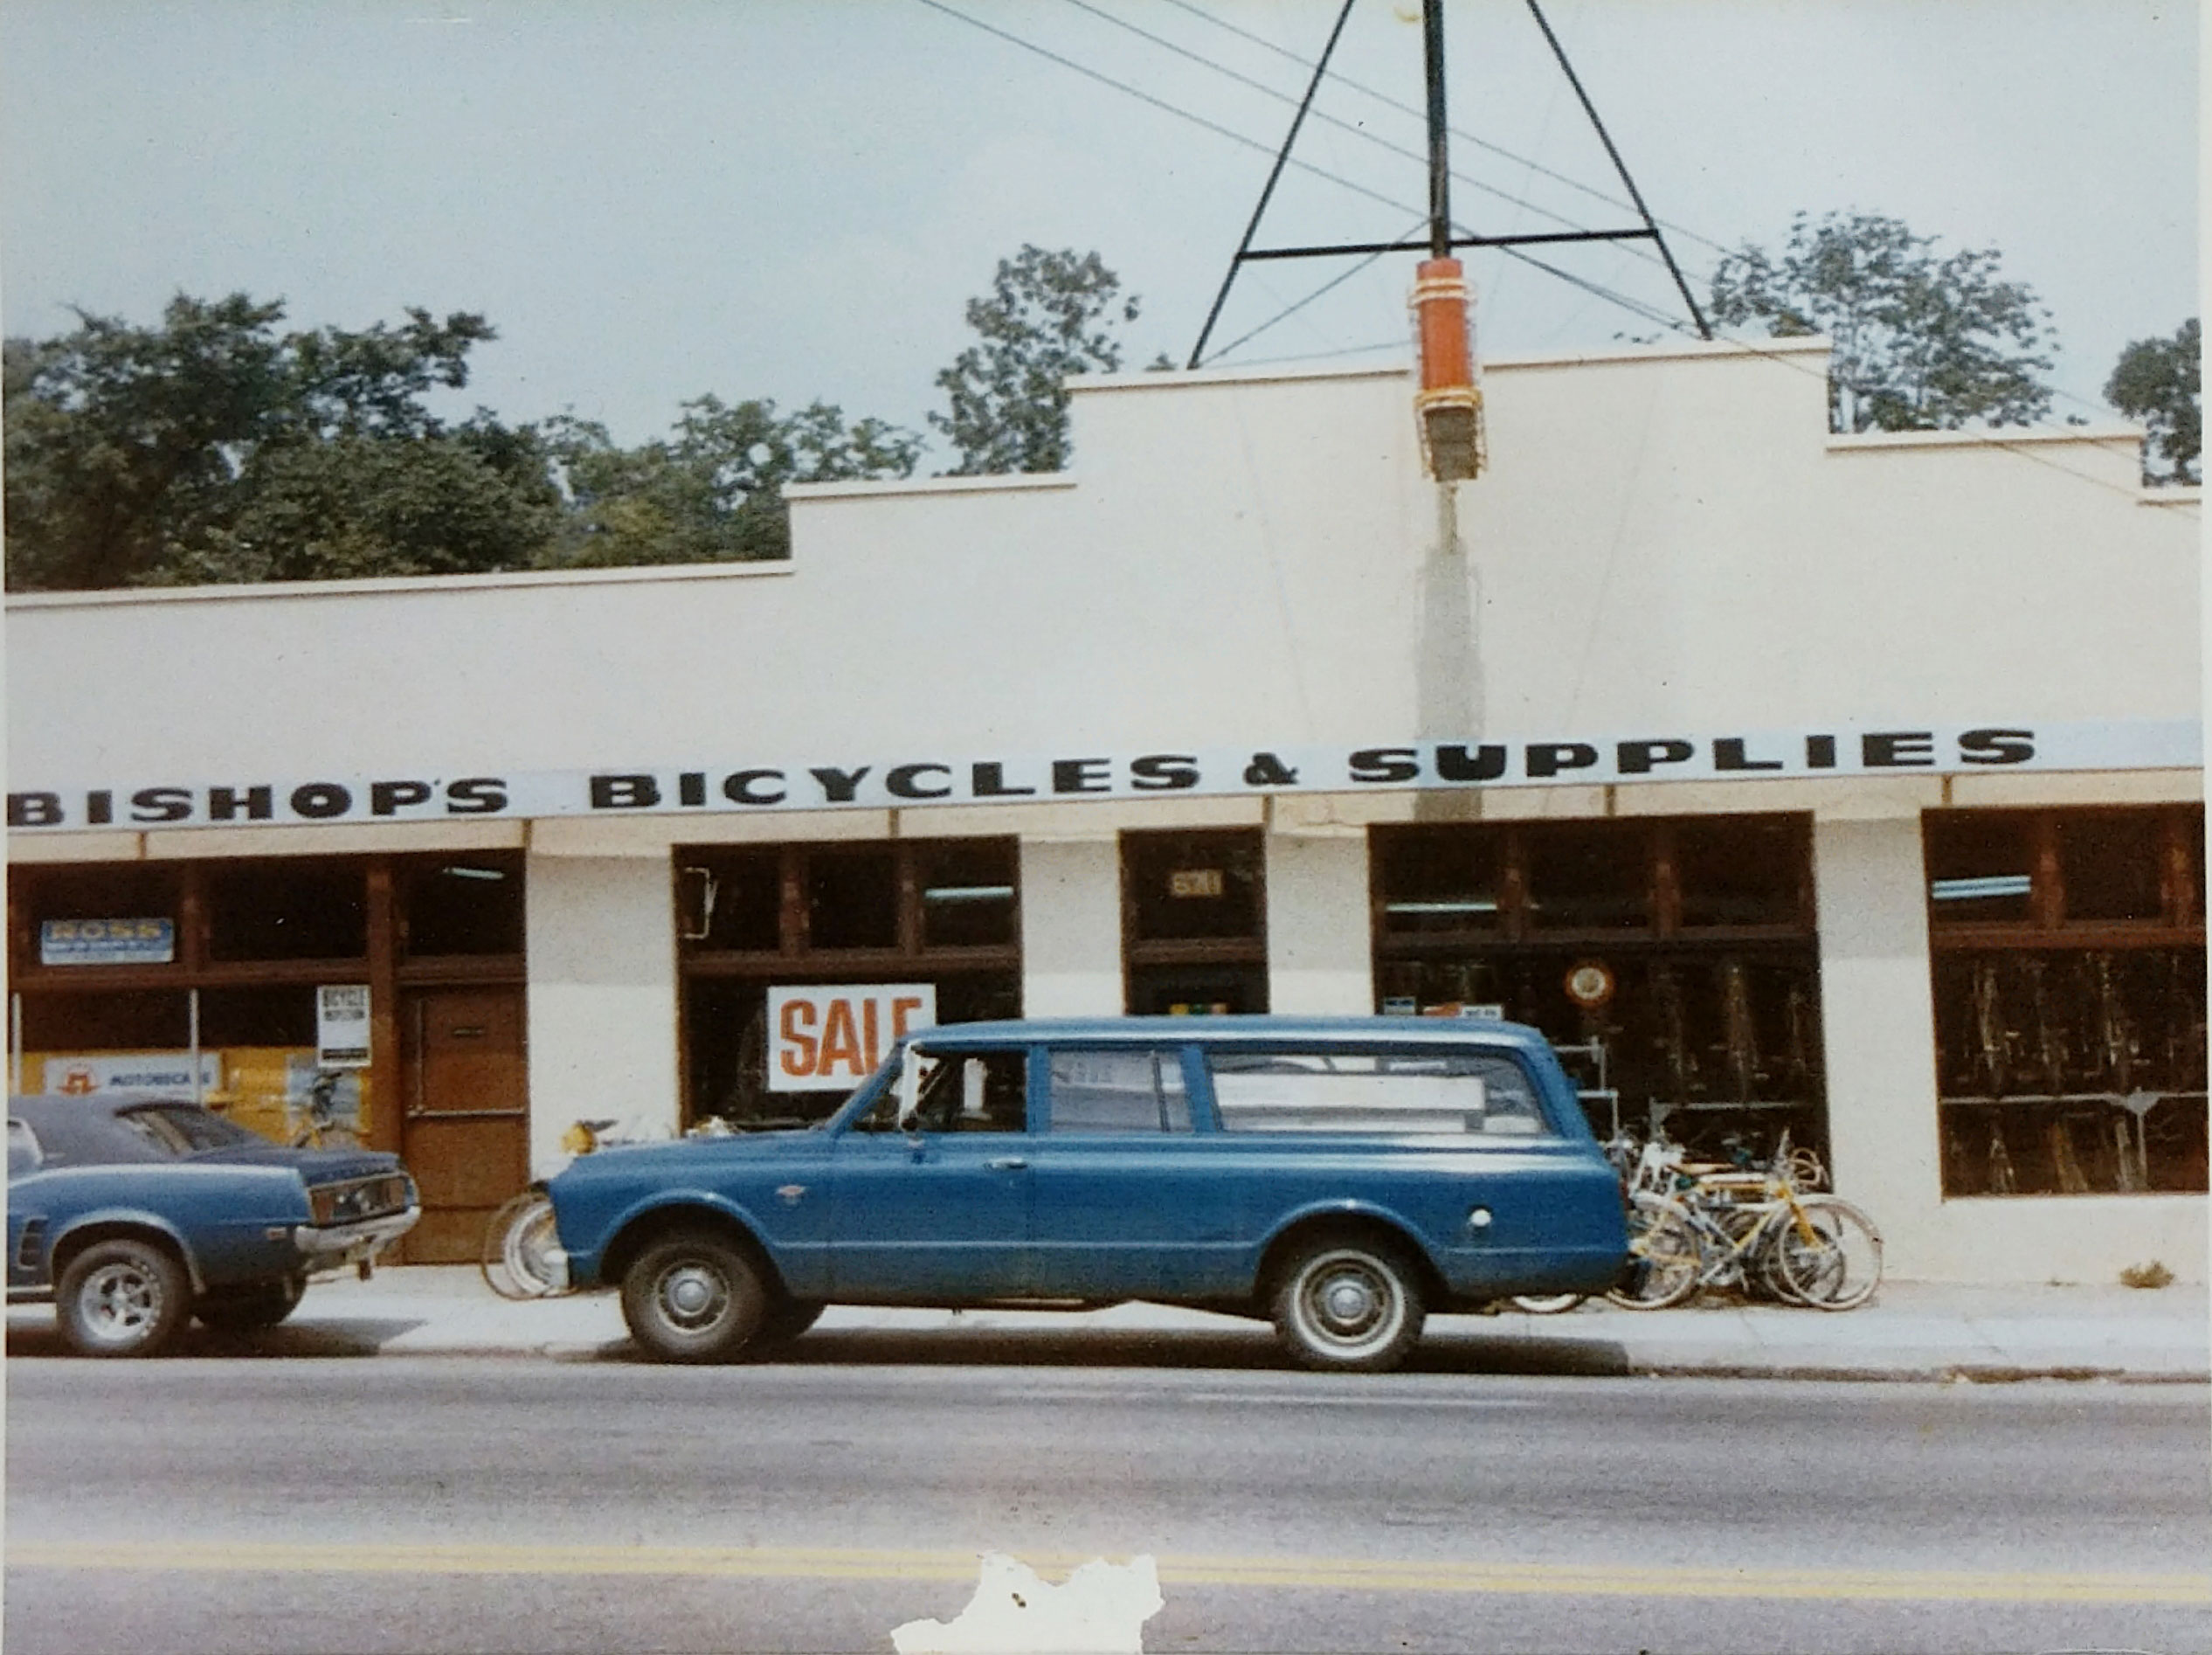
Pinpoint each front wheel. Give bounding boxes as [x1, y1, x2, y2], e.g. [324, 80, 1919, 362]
[621, 1231, 769, 1363]
[1774, 1197, 1884, 1310]
[481, 1193, 563, 1300]
[57, 1238, 190, 1357]
[1271, 1236, 1425, 1373]
[1604, 1195, 1704, 1310]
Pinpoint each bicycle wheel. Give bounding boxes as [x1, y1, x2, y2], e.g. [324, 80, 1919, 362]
[1507, 1292, 1586, 1315]
[480, 1192, 563, 1299]
[1604, 1194, 1703, 1310]
[1773, 1196, 1883, 1310]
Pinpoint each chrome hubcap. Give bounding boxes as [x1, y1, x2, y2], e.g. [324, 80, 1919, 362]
[1300, 1253, 1396, 1349]
[659, 1263, 728, 1330]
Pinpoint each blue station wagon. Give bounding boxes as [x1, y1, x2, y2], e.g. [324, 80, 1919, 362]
[546, 1017, 1630, 1372]
[546, 1013, 1636, 1381]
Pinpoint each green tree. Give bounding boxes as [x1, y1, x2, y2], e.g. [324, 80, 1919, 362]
[1708, 211, 2056, 433]
[3, 294, 559, 590]
[930, 246, 1139, 474]
[2104, 318, 2199, 485]
[545, 395, 921, 567]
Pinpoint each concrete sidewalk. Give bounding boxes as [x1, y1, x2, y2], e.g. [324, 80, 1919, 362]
[15, 1266, 2198, 1381]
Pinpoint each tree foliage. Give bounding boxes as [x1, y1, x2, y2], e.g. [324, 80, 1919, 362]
[1708, 211, 2056, 433]
[930, 246, 1139, 475]
[545, 395, 921, 566]
[3, 294, 559, 589]
[2104, 318, 2200, 486]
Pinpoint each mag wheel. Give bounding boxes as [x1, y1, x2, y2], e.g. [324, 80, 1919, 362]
[1272, 1237, 1425, 1373]
[480, 1193, 563, 1299]
[1774, 1197, 1884, 1310]
[1605, 1195, 1703, 1310]
[57, 1238, 190, 1357]
[621, 1231, 768, 1363]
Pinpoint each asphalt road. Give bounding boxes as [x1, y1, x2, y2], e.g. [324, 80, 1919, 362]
[6, 1354, 2208, 1654]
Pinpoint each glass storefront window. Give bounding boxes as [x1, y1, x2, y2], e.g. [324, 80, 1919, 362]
[1124, 830, 1264, 942]
[681, 850, 782, 952]
[404, 856, 525, 957]
[205, 862, 366, 961]
[1676, 819, 1805, 928]
[1375, 828, 1503, 935]
[918, 841, 1018, 949]
[1524, 824, 1649, 931]
[2057, 813, 2164, 924]
[1925, 815, 2036, 924]
[806, 850, 899, 950]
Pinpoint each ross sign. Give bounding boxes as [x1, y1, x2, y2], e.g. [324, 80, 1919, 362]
[316, 985, 371, 1068]
[767, 984, 936, 1091]
[43, 1051, 223, 1096]
[38, 918, 175, 966]
[7, 719, 2199, 834]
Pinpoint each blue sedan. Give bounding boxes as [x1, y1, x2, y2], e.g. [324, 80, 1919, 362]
[7, 1091, 419, 1357]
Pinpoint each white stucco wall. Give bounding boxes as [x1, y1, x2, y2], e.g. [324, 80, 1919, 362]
[8, 343, 2197, 794]
[523, 846, 681, 1175]
[1264, 827, 1372, 1014]
[1019, 835, 1123, 1019]
[7, 343, 2202, 1284]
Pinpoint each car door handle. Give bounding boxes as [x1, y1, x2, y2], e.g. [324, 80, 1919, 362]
[986, 1156, 1029, 1171]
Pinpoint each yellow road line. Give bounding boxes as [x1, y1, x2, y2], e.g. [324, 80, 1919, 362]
[8, 1541, 2209, 1604]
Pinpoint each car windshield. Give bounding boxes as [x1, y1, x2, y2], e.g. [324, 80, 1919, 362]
[115, 1104, 259, 1156]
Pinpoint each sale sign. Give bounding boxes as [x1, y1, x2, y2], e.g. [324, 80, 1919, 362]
[766, 984, 937, 1091]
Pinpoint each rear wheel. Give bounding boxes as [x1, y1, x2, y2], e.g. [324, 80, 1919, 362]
[1507, 1292, 1586, 1314]
[57, 1238, 190, 1357]
[1271, 1236, 1425, 1373]
[1605, 1195, 1703, 1310]
[195, 1272, 307, 1332]
[621, 1231, 768, 1363]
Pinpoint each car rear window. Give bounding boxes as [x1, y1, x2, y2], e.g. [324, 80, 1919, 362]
[115, 1104, 259, 1156]
[1206, 1049, 1551, 1136]
[1046, 1049, 1192, 1133]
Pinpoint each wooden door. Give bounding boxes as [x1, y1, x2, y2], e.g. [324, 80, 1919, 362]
[400, 987, 529, 1263]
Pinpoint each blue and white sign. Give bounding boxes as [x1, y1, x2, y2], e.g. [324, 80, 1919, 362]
[38, 918, 176, 966]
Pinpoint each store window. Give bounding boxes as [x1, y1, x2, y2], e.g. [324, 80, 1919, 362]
[205, 862, 366, 961]
[1122, 828, 1268, 1014]
[676, 840, 1021, 1128]
[807, 849, 900, 951]
[1370, 815, 1821, 1162]
[1524, 823, 1650, 931]
[402, 855, 525, 957]
[1926, 806, 2207, 1197]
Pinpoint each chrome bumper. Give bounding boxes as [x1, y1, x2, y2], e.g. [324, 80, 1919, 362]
[294, 1205, 421, 1274]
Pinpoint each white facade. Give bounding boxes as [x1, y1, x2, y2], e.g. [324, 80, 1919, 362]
[8, 339, 2203, 1281]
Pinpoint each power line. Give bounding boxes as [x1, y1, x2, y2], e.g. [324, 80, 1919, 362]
[909, 0, 2157, 489]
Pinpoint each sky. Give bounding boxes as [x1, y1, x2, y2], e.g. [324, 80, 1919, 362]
[1, 0, 2198, 461]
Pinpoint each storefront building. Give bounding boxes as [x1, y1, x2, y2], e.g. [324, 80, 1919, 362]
[8, 338, 2202, 1278]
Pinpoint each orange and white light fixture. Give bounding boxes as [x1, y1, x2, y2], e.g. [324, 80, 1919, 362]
[1409, 256, 1486, 481]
